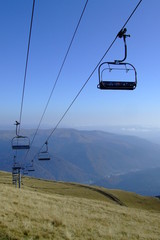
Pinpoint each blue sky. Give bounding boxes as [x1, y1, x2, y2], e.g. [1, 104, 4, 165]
[0, 0, 160, 131]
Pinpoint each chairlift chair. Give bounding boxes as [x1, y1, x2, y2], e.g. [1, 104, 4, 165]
[22, 169, 28, 175]
[98, 62, 137, 90]
[38, 151, 50, 161]
[12, 135, 30, 150]
[11, 121, 30, 150]
[27, 166, 35, 172]
[12, 167, 19, 174]
[12, 160, 21, 170]
[97, 28, 137, 90]
[38, 141, 50, 161]
[12, 166, 21, 170]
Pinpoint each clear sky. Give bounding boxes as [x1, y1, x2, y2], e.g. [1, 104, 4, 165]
[0, 0, 160, 132]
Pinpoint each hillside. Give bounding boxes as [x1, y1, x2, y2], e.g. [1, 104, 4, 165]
[0, 171, 160, 240]
[2, 128, 160, 175]
[1, 128, 160, 195]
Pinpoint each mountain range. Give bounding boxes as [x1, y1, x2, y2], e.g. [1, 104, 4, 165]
[0, 128, 160, 195]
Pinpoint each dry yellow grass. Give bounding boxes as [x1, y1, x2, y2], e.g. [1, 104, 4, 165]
[0, 171, 160, 240]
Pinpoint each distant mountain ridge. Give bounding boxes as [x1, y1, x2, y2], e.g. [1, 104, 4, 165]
[1, 128, 160, 195]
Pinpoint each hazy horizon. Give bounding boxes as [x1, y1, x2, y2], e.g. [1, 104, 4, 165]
[1, 123, 160, 145]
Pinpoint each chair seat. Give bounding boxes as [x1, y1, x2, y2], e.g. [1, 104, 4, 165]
[98, 81, 136, 90]
[12, 145, 30, 150]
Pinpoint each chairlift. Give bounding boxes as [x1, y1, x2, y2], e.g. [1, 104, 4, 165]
[24, 160, 35, 172]
[12, 156, 21, 170]
[38, 141, 50, 161]
[12, 167, 19, 174]
[97, 28, 137, 90]
[12, 135, 30, 150]
[38, 152, 50, 161]
[11, 121, 30, 150]
[98, 62, 137, 90]
[27, 165, 35, 172]
[22, 169, 28, 175]
[12, 166, 21, 171]
[28, 168, 35, 172]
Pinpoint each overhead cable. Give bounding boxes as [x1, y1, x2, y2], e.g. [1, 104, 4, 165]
[12, 0, 35, 164]
[35, 0, 143, 155]
[18, 0, 35, 134]
[24, 0, 89, 160]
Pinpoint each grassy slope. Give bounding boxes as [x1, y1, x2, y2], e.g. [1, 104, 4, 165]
[0, 171, 160, 240]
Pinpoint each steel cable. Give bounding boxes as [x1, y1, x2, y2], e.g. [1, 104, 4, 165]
[24, 0, 89, 160]
[35, 0, 143, 157]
